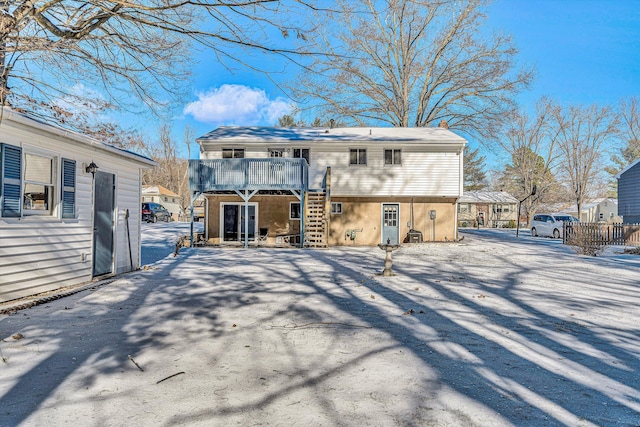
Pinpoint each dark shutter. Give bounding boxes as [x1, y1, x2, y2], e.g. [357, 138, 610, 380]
[61, 158, 76, 218]
[1, 143, 22, 217]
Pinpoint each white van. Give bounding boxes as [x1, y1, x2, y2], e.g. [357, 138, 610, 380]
[530, 213, 578, 238]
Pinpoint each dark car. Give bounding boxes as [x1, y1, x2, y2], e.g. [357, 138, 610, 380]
[142, 202, 171, 223]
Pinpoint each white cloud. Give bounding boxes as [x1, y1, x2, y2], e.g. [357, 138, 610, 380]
[184, 84, 294, 125]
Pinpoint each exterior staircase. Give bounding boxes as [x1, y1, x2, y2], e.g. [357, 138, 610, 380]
[304, 191, 328, 248]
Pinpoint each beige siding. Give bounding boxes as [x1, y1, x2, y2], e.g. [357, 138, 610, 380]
[0, 114, 150, 302]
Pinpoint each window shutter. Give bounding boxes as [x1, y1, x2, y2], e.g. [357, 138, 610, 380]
[1, 143, 22, 217]
[61, 158, 76, 219]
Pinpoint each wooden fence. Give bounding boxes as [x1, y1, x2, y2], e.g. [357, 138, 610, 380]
[563, 223, 640, 246]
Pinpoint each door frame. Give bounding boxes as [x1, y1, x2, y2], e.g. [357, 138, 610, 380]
[219, 202, 258, 242]
[381, 203, 400, 245]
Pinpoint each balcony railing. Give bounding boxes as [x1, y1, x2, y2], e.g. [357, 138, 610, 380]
[189, 158, 309, 193]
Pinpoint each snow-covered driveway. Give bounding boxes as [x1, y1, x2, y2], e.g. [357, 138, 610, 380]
[1, 229, 640, 426]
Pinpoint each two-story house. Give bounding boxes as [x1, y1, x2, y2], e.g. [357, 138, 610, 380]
[188, 126, 466, 247]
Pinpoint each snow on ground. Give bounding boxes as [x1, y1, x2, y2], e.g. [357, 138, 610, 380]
[140, 221, 203, 266]
[1, 227, 640, 426]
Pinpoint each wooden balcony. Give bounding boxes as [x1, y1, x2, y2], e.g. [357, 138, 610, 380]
[189, 158, 309, 193]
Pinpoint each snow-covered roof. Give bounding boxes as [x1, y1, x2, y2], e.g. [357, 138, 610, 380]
[458, 191, 518, 204]
[197, 126, 466, 144]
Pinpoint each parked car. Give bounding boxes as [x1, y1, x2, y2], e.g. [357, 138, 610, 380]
[142, 202, 171, 223]
[530, 213, 578, 238]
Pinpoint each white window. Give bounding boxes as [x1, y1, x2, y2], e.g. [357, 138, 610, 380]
[331, 202, 342, 215]
[459, 203, 470, 213]
[23, 152, 56, 216]
[293, 148, 310, 164]
[222, 148, 245, 158]
[269, 148, 284, 158]
[349, 148, 367, 165]
[290, 202, 301, 220]
[384, 149, 401, 165]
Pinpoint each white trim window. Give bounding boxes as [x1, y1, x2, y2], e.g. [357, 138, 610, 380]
[293, 148, 310, 164]
[222, 148, 245, 158]
[22, 151, 56, 216]
[269, 148, 285, 158]
[290, 202, 301, 220]
[384, 149, 401, 165]
[331, 202, 342, 215]
[349, 148, 367, 166]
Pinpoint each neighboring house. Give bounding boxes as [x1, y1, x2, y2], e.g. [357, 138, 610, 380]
[142, 185, 182, 221]
[0, 108, 155, 303]
[618, 159, 640, 223]
[555, 198, 621, 223]
[457, 191, 518, 228]
[189, 126, 466, 247]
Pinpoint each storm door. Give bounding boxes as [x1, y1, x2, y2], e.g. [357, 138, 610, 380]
[382, 204, 399, 245]
[222, 203, 256, 242]
[93, 171, 115, 276]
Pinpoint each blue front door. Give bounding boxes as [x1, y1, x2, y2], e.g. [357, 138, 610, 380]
[382, 204, 399, 245]
[93, 171, 115, 276]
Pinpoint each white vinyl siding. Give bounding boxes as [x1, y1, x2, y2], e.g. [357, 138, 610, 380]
[0, 113, 150, 302]
[308, 145, 461, 197]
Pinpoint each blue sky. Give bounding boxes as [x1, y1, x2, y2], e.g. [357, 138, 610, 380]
[130, 0, 640, 159]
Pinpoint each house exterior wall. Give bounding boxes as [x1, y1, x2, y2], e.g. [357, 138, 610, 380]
[203, 195, 456, 245]
[328, 197, 456, 245]
[618, 163, 640, 223]
[204, 194, 301, 244]
[563, 199, 621, 223]
[0, 111, 152, 303]
[200, 142, 462, 197]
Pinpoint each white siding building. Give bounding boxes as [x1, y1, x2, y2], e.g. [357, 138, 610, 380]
[0, 109, 155, 303]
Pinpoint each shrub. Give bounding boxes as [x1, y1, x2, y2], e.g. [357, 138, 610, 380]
[566, 225, 608, 256]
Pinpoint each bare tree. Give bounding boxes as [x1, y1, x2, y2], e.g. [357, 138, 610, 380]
[0, 0, 318, 124]
[291, 0, 532, 138]
[606, 97, 640, 179]
[495, 98, 560, 223]
[143, 124, 191, 216]
[553, 104, 620, 219]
